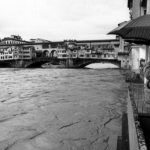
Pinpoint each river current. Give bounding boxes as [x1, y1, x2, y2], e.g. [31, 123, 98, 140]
[0, 68, 127, 150]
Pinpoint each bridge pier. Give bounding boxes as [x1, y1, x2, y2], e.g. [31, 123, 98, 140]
[66, 59, 74, 68]
[118, 53, 130, 69]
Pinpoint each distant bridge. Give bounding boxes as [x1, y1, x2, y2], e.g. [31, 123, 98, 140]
[0, 57, 121, 68]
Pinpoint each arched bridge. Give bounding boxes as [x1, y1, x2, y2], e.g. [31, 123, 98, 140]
[73, 58, 121, 68]
[0, 58, 121, 68]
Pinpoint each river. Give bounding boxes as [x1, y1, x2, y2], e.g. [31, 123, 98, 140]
[0, 68, 128, 150]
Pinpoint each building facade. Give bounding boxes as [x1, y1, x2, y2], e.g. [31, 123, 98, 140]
[128, 0, 150, 19]
[126, 0, 150, 73]
[0, 35, 130, 68]
[56, 39, 121, 59]
[0, 45, 36, 60]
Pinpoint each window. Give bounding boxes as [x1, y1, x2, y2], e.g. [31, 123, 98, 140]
[80, 55, 84, 57]
[62, 50, 66, 53]
[24, 47, 30, 50]
[24, 56, 30, 58]
[86, 50, 90, 52]
[63, 54, 67, 57]
[51, 44, 57, 48]
[42, 44, 49, 49]
[114, 44, 119, 47]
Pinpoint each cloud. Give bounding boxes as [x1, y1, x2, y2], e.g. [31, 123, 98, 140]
[0, 0, 130, 41]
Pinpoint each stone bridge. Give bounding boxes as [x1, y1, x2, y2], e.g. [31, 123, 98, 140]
[0, 57, 57, 68]
[0, 57, 121, 68]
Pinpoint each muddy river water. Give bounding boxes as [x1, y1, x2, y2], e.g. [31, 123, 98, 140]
[0, 68, 128, 150]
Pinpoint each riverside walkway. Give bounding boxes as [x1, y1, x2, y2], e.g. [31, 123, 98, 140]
[120, 70, 150, 150]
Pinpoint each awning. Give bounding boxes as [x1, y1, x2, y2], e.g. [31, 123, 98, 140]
[108, 14, 150, 41]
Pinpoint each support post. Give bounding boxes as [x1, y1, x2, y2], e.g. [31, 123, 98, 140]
[130, 45, 140, 73]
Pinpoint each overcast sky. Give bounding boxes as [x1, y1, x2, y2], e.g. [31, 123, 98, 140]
[0, 0, 130, 41]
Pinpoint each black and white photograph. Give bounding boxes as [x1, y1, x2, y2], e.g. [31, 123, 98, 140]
[0, 0, 150, 150]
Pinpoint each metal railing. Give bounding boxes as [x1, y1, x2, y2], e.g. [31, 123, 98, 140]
[129, 83, 150, 115]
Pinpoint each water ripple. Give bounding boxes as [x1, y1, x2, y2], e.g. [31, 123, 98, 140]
[0, 68, 127, 150]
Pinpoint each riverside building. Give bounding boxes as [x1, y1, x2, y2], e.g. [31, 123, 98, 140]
[0, 46, 36, 60]
[0, 35, 129, 68]
[56, 39, 121, 59]
[127, 0, 150, 73]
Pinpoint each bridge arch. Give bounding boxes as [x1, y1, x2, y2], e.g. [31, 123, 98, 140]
[26, 60, 52, 68]
[42, 50, 49, 57]
[74, 59, 121, 68]
[0, 62, 12, 68]
[50, 50, 57, 57]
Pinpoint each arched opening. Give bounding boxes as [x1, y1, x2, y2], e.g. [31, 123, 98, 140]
[86, 63, 119, 69]
[26, 60, 51, 68]
[50, 50, 57, 57]
[75, 60, 121, 68]
[42, 50, 49, 57]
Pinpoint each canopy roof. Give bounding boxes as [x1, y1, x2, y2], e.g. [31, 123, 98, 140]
[108, 14, 150, 41]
